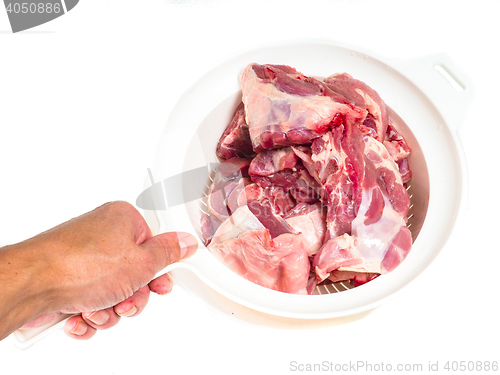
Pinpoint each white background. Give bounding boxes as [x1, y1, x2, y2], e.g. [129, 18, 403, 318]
[1, 1, 499, 374]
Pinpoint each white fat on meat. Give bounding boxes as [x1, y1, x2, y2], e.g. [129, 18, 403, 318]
[210, 205, 264, 245]
[343, 187, 407, 273]
[285, 206, 326, 256]
[242, 68, 337, 136]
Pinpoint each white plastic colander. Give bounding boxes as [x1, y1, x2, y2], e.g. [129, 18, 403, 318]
[144, 40, 472, 319]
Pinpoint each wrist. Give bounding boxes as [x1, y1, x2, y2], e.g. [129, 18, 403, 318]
[0, 240, 57, 340]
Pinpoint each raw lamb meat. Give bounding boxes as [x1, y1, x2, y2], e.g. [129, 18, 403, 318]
[248, 146, 299, 189]
[325, 73, 389, 142]
[208, 207, 310, 294]
[206, 63, 414, 294]
[209, 229, 310, 294]
[311, 132, 412, 281]
[207, 157, 250, 223]
[216, 102, 256, 160]
[240, 64, 367, 151]
[384, 124, 412, 183]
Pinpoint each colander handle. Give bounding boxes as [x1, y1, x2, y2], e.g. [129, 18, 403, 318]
[392, 53, 474, 132]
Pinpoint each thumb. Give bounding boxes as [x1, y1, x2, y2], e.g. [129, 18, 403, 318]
[140, 232, 198, 274]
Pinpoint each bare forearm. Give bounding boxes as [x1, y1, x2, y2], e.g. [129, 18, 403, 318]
[0, 242, 53, 340]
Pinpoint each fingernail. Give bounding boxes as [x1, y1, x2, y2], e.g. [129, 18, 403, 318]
[86, 311, 109, 326]
[117, 305, 137, 317]
[179, 241, 188, 259]
[70, 321, 87, 336]
[177, 232, 198, 260]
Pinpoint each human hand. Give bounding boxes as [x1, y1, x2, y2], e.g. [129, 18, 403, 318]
[6, 201, 198, 340]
